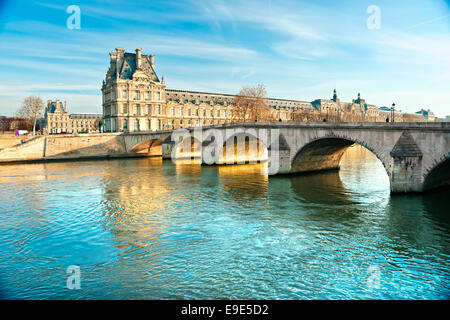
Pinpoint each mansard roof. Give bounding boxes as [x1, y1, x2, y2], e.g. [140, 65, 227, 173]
[122, 53, 159, 82]
[46, 100, 67, 114]
[70, 113, 103, 119]
[166, 89, 313, 110]
[108, 51, 159, 82]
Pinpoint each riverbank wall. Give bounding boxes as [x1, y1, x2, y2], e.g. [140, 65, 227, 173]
[0, 133, 138, 163]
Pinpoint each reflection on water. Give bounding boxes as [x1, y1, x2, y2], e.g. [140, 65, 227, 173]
[0, 145, 448, 299]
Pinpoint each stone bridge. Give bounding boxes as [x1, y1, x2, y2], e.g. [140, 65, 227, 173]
[122, 122, 450, 194]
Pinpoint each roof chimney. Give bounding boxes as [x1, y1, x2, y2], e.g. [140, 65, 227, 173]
[135, 48, 142, 69]
[115, 48, 125, 62]
[112, 48, 124, 78]
[150, 54, 155, 69]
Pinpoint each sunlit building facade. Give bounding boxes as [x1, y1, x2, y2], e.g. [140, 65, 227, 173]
[45, 99, 102, 134]
[102, 48, 434, 132]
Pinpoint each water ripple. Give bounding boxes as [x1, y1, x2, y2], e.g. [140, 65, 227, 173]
[0, 148, 448, 299]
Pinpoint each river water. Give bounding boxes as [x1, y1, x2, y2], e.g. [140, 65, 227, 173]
[0, 145, 448, 299]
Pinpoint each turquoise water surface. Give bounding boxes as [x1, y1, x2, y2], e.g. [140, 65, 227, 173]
[0, 145, 448, 299]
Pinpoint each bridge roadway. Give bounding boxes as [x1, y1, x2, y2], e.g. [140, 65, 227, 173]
[122, 122, 450, 194]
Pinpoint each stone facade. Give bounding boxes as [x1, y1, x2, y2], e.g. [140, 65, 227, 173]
[102, 48, 167, 133]
[102, 48, 435, 132]
[45, 99, 102, 134]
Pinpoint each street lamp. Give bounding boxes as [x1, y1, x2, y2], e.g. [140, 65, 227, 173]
[391, 103, 395, 123]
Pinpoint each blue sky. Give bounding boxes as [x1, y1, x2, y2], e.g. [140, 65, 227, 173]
[0, 0, 449, 117]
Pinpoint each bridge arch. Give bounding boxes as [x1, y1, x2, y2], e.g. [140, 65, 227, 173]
[423, 154, 450, 191]
[290, 136, 390, 180]
[129, 138, 163, 157]
[219, 131, 268, 165]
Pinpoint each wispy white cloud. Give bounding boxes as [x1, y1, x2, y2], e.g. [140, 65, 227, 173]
[374, 33, 450, 66]
[190, 0, 324, 40]
[0, 57, 105, 78]
[0, 84, 99, 92]
[2, 19, 257, 62]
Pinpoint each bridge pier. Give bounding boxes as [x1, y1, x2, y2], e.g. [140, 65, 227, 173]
[162, 138, 174, 159]
[389, 131, 424, 193]
[268, 134, 291, 174]
[390, 156, 423, 193]
[162, 136, 202, 160]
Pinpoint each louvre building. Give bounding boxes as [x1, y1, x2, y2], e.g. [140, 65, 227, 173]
[102, 48, 410, 133]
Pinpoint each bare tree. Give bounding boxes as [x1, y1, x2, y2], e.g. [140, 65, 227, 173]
[16, 96, 44, 135]
[291, 108, 322, 122]
[232, 84, 275, 122]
